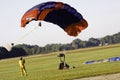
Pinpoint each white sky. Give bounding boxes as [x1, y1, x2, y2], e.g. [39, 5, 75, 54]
[0, 0, 120, 47]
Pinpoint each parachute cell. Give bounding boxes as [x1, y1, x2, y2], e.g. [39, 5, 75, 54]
[21, 1, 88, 36]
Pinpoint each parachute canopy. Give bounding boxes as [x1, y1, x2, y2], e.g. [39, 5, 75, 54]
[21, 1, 88, 36]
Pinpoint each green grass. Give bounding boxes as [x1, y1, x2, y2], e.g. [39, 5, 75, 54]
[0, 44, 120, 80]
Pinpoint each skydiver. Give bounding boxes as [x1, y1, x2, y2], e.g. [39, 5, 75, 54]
[19, 57, 27, 76]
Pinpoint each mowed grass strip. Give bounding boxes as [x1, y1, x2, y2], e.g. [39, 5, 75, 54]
[0, 44, 120, 80]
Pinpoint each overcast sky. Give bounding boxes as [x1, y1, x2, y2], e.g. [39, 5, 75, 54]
[0, 0, 120, 47]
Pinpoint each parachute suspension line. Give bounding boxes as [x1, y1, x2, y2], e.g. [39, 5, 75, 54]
[14, 26, 38, 44]
[7, 25, 40, 51]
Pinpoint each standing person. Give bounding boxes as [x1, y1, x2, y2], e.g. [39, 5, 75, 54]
[19, 57, 27, 76]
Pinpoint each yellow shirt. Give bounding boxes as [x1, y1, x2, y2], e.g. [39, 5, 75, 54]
[19, 60, 24, 68]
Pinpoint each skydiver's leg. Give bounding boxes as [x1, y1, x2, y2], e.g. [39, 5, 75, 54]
[23, 66, 27, 76]
[20, 67, 24, 76]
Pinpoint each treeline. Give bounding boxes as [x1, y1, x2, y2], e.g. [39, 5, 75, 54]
[0, 32, 120, 59]
[0, 47, 27, 59]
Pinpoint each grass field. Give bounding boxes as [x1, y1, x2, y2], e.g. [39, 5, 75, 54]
[0, 44, 120, 80]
